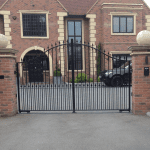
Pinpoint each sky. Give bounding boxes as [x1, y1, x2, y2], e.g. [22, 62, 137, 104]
[144, 0, 150, 8]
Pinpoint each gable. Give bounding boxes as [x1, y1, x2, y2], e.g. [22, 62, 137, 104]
[0, 0, 68, 12]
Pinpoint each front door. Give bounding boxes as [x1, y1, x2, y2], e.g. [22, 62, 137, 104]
[67, 20, 82, 70]
[28, 56, 43, 82]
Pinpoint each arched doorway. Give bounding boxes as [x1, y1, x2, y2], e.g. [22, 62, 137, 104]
[23, 50, 49, 82]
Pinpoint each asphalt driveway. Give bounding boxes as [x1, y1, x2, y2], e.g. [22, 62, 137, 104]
[0, 111, 150, 150]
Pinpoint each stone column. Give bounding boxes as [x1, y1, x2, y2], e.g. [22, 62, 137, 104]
[86, 14, 97, 76]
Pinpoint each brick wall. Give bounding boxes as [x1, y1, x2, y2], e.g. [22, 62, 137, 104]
[0, 49, 18, 117]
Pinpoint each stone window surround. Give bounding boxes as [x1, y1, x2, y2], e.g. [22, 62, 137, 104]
[145, 15, 150, 31]
[0, 11, 12, 48]
[108, 12, 137, 36]
[17, 10, 51, 39]
[110, 51, 131, 69]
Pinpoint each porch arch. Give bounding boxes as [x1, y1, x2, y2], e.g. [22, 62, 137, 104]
[20, 46, 53, 77]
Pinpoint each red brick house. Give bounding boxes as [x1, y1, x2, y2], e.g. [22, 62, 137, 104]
[0, 0, 150, 83]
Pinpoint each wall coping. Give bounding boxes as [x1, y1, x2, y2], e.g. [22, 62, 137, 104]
[130, 52, 150, 56]
[128, 45, 150, 51]
[0, 48, 18, 54]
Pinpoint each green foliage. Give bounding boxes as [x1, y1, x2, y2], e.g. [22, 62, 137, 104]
[97, 43, 101, 76]
[54, 63, 61, 76]
[97, 76, 100, 82]
[87, 78, 93, 82]
[76, 73, 87, 82]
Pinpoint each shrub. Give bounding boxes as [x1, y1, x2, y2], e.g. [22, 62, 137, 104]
[87, 78, 93, 82]
[97, 76, 100, 82]
[76, 73, 87, 82]
[54, 68, 61, 76]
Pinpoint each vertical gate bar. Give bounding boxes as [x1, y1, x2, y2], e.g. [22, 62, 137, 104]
[17, 63, 21, 113]
[44, 48, 47, 111]
[108, 52, 110, 110]
[41, 52, 43, 110]
[76, 41, 79, 110]
[21, 60, 24, 111]
[55, 42, 58, 110]
[52, 44, 54, 110]
[119, 56, 121, 110]
[104, 50, 105, 110]
[81, 42, 83, 111]
[96, 46, 98, 110]
[92, 44, 94, 110]
[67, 40, 69, 111]
[71, 39, 75, 113]
[89, 42, 90, 110]
[129, 60, 131, 112]
[48, 46, 50, 110]
[124, 56, 126, 110]
[65, 41, 67, 111]
[125, 56, 127, 109]
[59, 41, 62, 110]
[101, 52, 102, 110]
[84, 42, 87, 110]
[26, 58, 28, 111]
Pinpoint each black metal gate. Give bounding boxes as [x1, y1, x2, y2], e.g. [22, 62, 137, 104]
[16, 39, 131, 113]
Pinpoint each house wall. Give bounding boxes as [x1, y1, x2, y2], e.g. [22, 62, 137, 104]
[0, 0, 67, 78]
[88, 0, 150, 70]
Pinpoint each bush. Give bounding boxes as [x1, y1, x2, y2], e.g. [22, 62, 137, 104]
[76, 73, 87, 82]
[97, 76, 100, 82]
[87, 78, 93, 82]
[54, 68, 61, 76]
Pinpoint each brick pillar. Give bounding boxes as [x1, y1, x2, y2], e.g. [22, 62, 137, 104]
[0, 48, 18, 117]
[128, 46, 150, 115]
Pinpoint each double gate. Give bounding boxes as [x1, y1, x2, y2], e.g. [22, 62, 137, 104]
[16, 39, 131, 113]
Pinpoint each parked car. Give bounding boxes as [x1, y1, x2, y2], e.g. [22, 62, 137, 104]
[99, 61, 132, 87]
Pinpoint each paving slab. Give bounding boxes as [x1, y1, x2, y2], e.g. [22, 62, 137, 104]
[0, 111, 150, 150]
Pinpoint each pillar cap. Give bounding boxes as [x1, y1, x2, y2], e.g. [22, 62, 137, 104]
[128, 45, 150, 51]
[0, 34, 8, 48]
[136, 30, 150, 46]
[0, 48, 18, 54]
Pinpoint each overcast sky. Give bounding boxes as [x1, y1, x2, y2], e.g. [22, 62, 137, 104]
[144, 0, 150, 8]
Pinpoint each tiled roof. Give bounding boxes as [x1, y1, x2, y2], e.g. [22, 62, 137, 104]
[58, 0, 97, 15]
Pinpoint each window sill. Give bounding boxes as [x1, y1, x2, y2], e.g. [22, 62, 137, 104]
[21, 36, 49, 39]
[111, 33, 136, 35]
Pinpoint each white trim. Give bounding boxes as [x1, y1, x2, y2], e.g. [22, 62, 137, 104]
[20, 46, 53, 77]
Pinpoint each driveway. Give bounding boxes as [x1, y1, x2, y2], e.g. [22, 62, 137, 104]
[0, 111, 150, 150]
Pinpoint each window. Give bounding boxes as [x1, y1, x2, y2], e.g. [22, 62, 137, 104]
[22, 14, 47, 37]
[112, 54, 131, 68]
[67, 20, 82, 70]
[113, 16, 133, 33]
